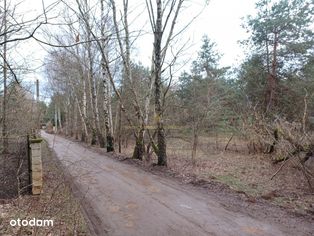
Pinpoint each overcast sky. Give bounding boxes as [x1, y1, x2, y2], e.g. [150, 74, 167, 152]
[14, 0, 257, 88]
[194, 0, 256, 67]
[129, 0, 257, 72]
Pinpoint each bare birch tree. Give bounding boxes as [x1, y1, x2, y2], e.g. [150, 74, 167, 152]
[146, 0, 185, 166]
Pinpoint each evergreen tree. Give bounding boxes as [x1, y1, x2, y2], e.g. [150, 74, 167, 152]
[243, 0, 314, 113]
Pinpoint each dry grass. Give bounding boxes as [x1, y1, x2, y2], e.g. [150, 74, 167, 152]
[120, 135, 314, 216]
[170, 137, 314, 214]
[0, 141, 89, 236]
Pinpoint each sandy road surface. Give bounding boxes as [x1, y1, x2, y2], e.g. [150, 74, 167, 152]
[42, 131, 309, 236]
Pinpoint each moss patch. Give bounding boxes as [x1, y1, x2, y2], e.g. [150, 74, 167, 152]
[215, 174, 262, 197]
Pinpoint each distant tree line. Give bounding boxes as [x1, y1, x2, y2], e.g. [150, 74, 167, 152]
[42, 0, 313, 171]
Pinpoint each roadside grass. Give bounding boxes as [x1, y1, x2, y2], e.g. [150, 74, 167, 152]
[0, 141, 89, 236]
[215, 174, 263, 197]
[119, 135, 314, 216]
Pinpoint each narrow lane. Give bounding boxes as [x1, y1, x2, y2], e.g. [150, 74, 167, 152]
[42, 131, 291, 236]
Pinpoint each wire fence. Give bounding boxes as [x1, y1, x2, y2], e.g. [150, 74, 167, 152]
[0, 136, 30, 199]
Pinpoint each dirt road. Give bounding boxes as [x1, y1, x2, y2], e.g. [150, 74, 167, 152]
[41, 132, 312, 236]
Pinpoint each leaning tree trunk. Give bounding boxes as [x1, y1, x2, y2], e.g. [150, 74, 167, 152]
[112, 0, 146, 158]
[75, 96, 89, 143]
[81, 73, 89, 142]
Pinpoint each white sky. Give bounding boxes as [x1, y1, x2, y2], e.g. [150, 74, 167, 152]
[8, 0, 257, 87]
[132, 0, 257, 70]
[194, 0, 256, 67]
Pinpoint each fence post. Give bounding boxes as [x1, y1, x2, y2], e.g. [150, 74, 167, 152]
[29, 138, 43, 195]
[27, 135, 31, 194]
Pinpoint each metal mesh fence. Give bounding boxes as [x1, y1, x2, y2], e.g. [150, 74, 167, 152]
[0, 136, 30, 199]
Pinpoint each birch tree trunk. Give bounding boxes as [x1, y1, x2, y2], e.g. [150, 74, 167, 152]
[73, 36, 90, 142]
[154, 0, 167, 166]
[101, 0, 114, 151]
[75, 96, 89, 142]
[146, 0, 184, 165]
[58, 106, 62, 131]
[143, 54, 155, 160]
[111, 0, 148, 159]
[108, 83, 114, 135]
[101, 61, 114, 151]
[118, 102, 122, 153]
[74, 101, 78, 139]
[83, 0, 104, 146]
